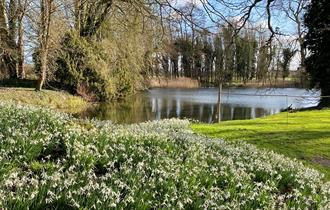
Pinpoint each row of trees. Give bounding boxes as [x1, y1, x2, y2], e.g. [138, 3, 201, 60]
[153, 0, 329, 107]
[155, 0, 330, 107]
[156, 24, 296, 86]
[0, 0, 329, 106]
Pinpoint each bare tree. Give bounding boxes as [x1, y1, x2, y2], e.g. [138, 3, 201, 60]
[280, 0, 308, 85]
[17, 0, 29, 78]
[36, 0, 54, 90]
[75, 0, 113, 37]
[282, 0, 307, 64]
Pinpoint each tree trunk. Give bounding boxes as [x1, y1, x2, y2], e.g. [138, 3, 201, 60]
[296, 14, 306, 87]
[0, 0, 17, 78]
[298, 40, 306, 86]
[36, 50, 47, 91]
[217, 82, 222, 123]
[319, 86, 330, 108]
[8, 0, 17, 44]
[8, 0, 18, 78]
[17, 14, 24, 78]
[0, 0, 6, 27]
[74, 0, 81, 32]
[36, 0, 52, 91]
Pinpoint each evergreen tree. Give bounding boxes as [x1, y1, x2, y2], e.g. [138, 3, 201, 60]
[256, 42, 270, 83]
[235, 35, 246, 81]
[175, 37, 193, 78]
[281, 48, 295, 81]
[202, 34, 214, 84]
[194, 37, 203, 80]
[214, 33, 224, 84]
[222, 25, 235, 82]
[305, 0, 330, 107]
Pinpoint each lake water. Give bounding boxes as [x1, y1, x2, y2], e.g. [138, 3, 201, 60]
[81, 88, 320, 124]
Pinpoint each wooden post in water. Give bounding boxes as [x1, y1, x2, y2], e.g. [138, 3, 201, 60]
[217, 82, 222, 123]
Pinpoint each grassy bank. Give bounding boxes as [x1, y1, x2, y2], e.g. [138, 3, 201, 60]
[0, 88, 88, 113]
[192, 109, 330, 180]
[0, 102, 329, 209]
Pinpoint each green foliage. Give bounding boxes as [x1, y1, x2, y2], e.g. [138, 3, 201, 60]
[281, 48, 295, 80]
[175, 37, 193, 77]
[202, 35, 214, 83]
[54, 6, 159, 101]
[214, 34, 224, 82]
[193, 37, 204, 78]
[55, 32, 112, 101]
[235, 36, 246, 79]
[222, 26, 235, 82]
[256, 44, 270, 81]
[234, 32, 257, 83]
[305, 0, 330, 106]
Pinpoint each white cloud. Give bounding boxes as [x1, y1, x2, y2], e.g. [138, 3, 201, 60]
[173, 0, 203, 7]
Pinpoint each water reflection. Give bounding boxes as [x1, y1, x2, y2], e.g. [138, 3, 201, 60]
[80, 88, 320, 124]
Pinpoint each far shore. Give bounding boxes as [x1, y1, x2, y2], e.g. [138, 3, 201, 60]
[149, 76, 304, 89]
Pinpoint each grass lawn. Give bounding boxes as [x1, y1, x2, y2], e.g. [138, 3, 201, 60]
[191, 109, 330, 180]
[0, 87, 88, 113]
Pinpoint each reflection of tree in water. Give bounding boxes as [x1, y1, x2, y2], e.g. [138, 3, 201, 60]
[79, 88, 318, 124]
[80, 96, 276, 124]
[80, 95, 154, 124]
[151, 98, 273, 123]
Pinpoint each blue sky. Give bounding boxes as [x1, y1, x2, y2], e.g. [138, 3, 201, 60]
[173, 0, 303, 69]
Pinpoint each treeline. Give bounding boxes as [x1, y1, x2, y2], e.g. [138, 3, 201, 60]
[155, 22, 297, 86]
[0, 0, 162, 101]
[0, 0, 306, 102]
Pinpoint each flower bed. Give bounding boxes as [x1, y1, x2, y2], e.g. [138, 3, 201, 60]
[0, 102, 329, 209]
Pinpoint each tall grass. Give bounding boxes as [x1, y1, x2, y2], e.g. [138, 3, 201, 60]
[149, 77, 200, 89]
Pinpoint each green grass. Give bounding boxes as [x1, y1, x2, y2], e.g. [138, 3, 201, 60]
[0, 87, 88, 113]
[191, 109, 330, 180]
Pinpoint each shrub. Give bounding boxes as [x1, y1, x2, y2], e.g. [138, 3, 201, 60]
[55, 32, 113, 101]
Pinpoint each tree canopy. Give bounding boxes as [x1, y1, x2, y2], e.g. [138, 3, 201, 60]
[305, 0, 330, 106]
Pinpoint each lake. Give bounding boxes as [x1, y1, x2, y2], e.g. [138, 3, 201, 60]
[81, 88, 320, 124]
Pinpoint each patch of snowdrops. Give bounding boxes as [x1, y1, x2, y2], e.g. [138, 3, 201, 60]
[0, 101, 329, 209]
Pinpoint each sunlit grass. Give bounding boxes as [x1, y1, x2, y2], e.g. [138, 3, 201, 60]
[192, 109, 330, 180]
[0, 87, 88, 113]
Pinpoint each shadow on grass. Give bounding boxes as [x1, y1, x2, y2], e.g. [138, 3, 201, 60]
[0, 79, 37, 88]
[203, 129, 330, 144]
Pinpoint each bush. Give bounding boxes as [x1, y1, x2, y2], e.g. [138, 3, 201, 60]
[54, 29, 148, 101]
[55, 32, 113, 101]
[53, 7, 161, 101]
